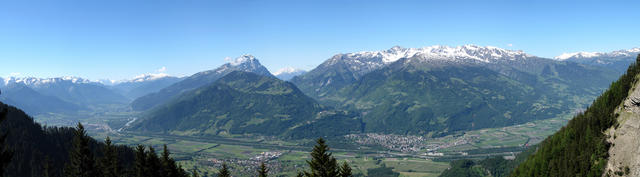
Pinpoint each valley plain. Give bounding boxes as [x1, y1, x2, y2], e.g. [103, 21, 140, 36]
[28, 99, 574, 176]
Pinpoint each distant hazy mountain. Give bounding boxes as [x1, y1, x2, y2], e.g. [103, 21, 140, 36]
[0, 82, 83, 115]
[129, 71, 362, 139]
[1, 76, 128, 107]
[554, 47, 640, 73]
[292, 45, 618, 135]
[130, 55, 275, 111]
[274, 67, 307, 81]
[111, 73, 183, 99]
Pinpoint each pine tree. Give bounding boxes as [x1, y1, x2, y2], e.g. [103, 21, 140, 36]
[178, 164, 190, 177]
[65, 122, 98, 177]
[218, 163, 231, 177]
[0, 108, 12, 177]
[257, 161, 269, 177]
[162, 144, 181, 177]
[42, 156, 53, 177]
[338, 162, 352, 177]
[134, 145, 147, 177]
[101, 136, 120, 177]
[304, 138, 339, 177]
[191, 168, 199, 177]
[146, 146, 163, 177]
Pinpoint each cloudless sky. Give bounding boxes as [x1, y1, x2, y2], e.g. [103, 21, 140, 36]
[1, 0, 639, 80]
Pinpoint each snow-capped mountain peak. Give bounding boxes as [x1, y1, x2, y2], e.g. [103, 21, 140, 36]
[273, 67, 307, 80]
[320, 45, 534, 76]
[129, 73, 170, 83]
[410, 45, 532, 62]
[3, 76, 94, 86]
[273, 67, 305, 75]
[554, 52, 602, 60]
[554, 47, 640, 60]
[229, 54, 257, 66]
[96, 79, 118, 86]
[346, 45, 533, 64]
[212, 54, 273, 77]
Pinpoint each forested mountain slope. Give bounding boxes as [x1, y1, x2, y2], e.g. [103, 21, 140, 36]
[128, 71, 363, 139]
[0, 101, 135, 177]
[511, 54, 640, 176]
[292, 46, 618, 136]
[130, 55, 274, 111]
[324, 56, 615, 136]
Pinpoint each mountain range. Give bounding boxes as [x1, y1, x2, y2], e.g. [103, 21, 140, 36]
[130, 55, 274, 111]
[109, 73, 184, 99]
[0, 45, 634, 139]
[118, 45, 623, 139]
[554, 47, 640, 74]
[291, 45, 618, 135]
[128, 71, 362, 138]
[0, 83, 83, 114]
[0, 74, 183, 115]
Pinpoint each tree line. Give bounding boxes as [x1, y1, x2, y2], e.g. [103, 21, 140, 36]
[63, 124, 353, 177]
[0, 101, 353, 177]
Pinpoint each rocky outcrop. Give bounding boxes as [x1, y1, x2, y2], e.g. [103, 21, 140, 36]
[604, 83, 640, 176]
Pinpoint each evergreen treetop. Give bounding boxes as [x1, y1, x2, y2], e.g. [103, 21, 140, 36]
[258, 161, 269, 177]
[304, 138, 339, 177]
[339, 162, 352, 177]
[218, 163, 231, 177]
[65, 123, 98, 177]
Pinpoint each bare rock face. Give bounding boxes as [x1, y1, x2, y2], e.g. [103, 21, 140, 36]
[604, 84, 640, 176]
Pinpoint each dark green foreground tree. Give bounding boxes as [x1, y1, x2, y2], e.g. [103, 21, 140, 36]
[134, 144, 189, 177]
[218, 163, 231, 177]
[162, 144, 183, 177]
[101, 137, 120, 177]
[338, 162, 352, 177]
[258, 162, 269, 177]
[62, 122, 189, 177]
[0, 107, 14, 176]
[303, 138, 352, 177]
[65, 123, 99, 177]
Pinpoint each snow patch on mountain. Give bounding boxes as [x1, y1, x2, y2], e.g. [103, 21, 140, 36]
[97, 79, 118, 86]
[274, 67, 307, 80]
[0, 77, 6, 87]
[318, 45, 534, 77]
[274, 67, 305, 75]
[554, 47, 640, 60]
[346, 45, 533, 64]
[2, 76, 94, 86]
[213, 55, 273, 77]
[229, 54, 257, 66]
[555, 52, 601, 60]
[129, 73, 170, 83]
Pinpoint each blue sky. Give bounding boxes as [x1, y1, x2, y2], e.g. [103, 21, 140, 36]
[1, 0, 639, 80]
